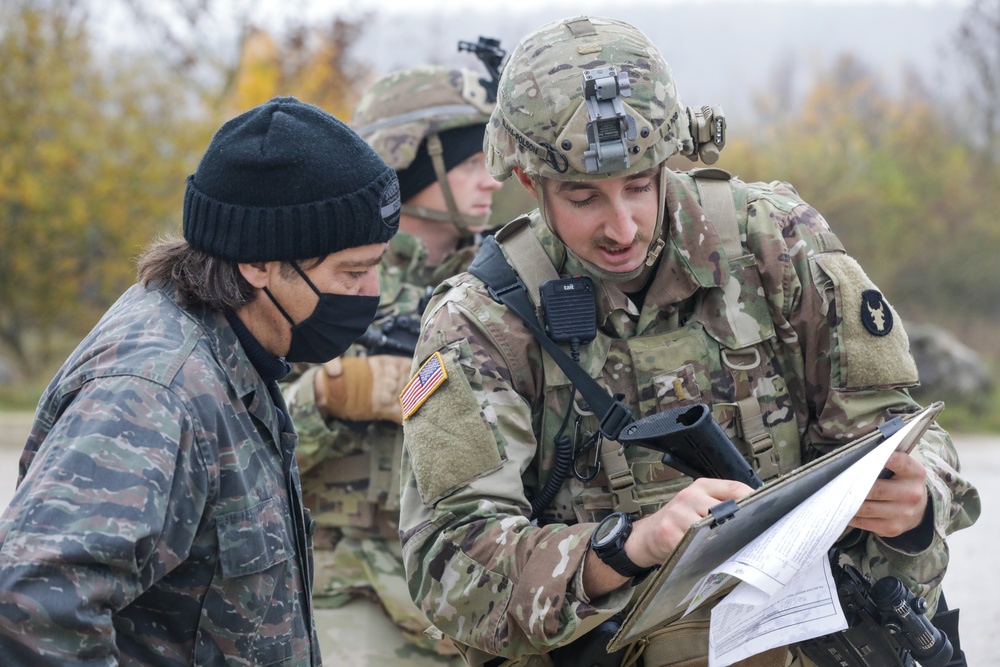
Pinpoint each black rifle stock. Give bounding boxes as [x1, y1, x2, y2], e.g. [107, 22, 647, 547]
[617, 403, 764, 489]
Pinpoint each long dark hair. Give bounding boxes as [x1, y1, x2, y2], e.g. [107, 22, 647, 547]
[136, 235, 255, 311]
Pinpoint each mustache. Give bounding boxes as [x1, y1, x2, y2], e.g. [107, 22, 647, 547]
[591, 230, 650, 251]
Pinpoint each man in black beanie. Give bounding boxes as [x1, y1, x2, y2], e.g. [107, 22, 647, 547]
[0, 96, 398, 666]
[280, 63, 506, 666]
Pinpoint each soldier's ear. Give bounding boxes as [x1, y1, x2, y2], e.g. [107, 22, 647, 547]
[513, 167, 540, 196]
[238, 261, 274, 289]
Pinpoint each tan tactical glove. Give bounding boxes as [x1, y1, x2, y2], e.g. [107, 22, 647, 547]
[314, 355, 412, 424]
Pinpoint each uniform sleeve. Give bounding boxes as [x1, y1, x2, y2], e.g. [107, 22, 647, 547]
[283, 365, 341, 475]
[0, 376, 211, 665]
[399, 279, 630, 660]
[751, 185, 980, 612]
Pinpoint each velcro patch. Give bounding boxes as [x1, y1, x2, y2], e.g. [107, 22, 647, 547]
[404, 348, 504, 505]
[400, 352, 448, 420]
[812, 252, 918, 389]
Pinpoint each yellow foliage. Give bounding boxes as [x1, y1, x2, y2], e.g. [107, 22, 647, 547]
[224, 18, 370, 123]
[0, 2, 210, 373]
[0, 4, 376, 376]
[721, 54, 1000, 323]
[232, 31, 283, 112]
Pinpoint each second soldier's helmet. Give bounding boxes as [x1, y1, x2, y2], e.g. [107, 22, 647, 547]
[485, 15, 724, 183]
[352, 65, 495, 230]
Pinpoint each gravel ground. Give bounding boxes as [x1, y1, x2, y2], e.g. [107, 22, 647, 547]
[0, 412, 995, 664]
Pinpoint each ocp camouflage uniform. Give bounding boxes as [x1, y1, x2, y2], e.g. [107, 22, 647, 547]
[283, 231, 477, 664]
[397, 17, 979, 665]
[399, 173, 980, 667]
[0, 283, 320, 666]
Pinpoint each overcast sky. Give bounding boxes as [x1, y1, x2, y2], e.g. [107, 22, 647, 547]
[323, 0, 972, 127]
[95, 0, 973, 130]
[259, 0, 968, 24]
[287, 0, 967, 17]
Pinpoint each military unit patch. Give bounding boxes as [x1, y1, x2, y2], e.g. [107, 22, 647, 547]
[400, 351, 448, 420]
[860, 289, 893, 336]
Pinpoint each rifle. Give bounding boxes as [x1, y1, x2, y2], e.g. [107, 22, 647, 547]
[799, 555, 960, 667]
[547, 616, 628, 667]
[620, 406, 965, 667]
[353, 313, 421, 357]
[354, 287, 432, 358]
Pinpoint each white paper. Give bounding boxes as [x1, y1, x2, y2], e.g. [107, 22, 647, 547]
[679, 417, 925, 667]
[708, 556, 848, 666]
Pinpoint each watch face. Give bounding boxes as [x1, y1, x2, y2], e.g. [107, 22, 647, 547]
[593, 513, 628, 548]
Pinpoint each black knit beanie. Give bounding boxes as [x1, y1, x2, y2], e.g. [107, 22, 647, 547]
[183, 96, 400, 263]
[396, 124, 487, 202]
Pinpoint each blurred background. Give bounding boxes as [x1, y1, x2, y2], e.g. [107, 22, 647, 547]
[0, 0, 998, 662]
[3, 0, 1000, 431]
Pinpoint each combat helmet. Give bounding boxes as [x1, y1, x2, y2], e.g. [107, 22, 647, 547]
[485, 15, 725, 184]
[352, 64, 496, 230]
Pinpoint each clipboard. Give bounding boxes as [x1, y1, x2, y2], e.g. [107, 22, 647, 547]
[607, 401, 944, 651]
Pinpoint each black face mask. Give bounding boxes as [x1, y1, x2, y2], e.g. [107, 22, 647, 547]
[264, 262, 379, 364]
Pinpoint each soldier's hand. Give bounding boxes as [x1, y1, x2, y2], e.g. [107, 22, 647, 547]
[627, 478, 754, 567]
[849, 451, 929, 538]
[314, 355, 412, 424]
[584, 478, 753, 598]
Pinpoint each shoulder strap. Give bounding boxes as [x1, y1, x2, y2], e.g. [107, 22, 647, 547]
[492, 217, 559, 312]
[689, 169, 779, 479]
[689, 167, 748, 258]
[468, 237, 633, 439]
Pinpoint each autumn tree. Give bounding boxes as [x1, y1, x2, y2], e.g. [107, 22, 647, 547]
[953, 0, 1000, 162]
[119, 1, 370, 122]
[0, 0, 377, 382]
[225, 17, 373, 122]
[721, 54, 1000, 322]
[0, 0, 208, 375]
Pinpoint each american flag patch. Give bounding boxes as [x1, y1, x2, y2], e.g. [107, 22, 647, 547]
[400, 351, 448, 420]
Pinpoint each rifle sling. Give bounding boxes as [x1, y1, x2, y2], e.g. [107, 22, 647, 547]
[468, 236, 633, 440]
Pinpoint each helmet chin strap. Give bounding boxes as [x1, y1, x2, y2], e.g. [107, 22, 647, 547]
[404, 132, 489, 234]
[399, 203, 489, 229]
[537, 164, 668, 285]
[646, 166, 669, 265]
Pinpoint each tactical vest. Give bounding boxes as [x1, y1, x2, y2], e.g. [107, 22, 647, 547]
[486, 169, 805, 524]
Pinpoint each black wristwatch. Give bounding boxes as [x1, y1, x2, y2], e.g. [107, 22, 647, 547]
[590, 512, 658, 583]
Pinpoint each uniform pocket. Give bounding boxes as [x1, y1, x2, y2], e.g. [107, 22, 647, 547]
[200, 497, 306, 666]
[216, 497, 293, 577]
[640, 607, 711, 667]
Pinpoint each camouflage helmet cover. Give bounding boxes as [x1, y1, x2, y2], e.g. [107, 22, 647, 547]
[485, 15, 693, 182]
[352, 65, 494, 171]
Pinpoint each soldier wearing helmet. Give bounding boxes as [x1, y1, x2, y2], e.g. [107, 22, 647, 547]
[281, 62, 503, 666]
[398, 16, 978, 667]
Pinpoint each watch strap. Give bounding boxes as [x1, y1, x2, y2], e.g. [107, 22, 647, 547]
[592, 512, 658, 583]
[602, 548, 657, 580]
